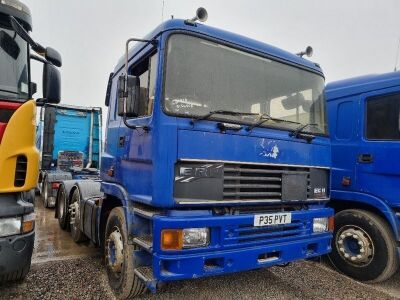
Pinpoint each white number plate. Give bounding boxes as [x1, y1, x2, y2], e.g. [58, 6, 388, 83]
[254, 213, 292, 227]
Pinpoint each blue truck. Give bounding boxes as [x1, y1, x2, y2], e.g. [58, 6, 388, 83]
[55, 9, 334, 298]
[326, 71, 400, 282]
[36, 103, 102, 208]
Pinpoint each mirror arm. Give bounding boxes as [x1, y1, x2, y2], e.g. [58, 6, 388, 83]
[9, 16, 45, 54]
[30, 53, 47, 64]
[122, 112, 150, 132]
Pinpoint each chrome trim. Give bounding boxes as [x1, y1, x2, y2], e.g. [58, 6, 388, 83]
[179, 158, 330, 170]
[177, 198, 330, 205]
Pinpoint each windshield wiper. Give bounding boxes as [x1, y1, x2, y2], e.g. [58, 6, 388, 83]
[191, 110, 258, 123]
[246, 113, 300, 132]
[289, 123, 318, 142]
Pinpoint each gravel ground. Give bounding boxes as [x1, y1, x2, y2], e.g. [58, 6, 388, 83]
[0, 257, 397, 300]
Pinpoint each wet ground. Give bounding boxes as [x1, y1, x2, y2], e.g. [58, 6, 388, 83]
[32, 197, 99, 264]
[1, 198, 400, 299]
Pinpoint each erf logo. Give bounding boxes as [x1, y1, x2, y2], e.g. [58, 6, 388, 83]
[176, 164, 223, 183]
[314, 187, 326, 198]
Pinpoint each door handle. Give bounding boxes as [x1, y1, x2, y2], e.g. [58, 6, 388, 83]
[358, 153, 373, 163]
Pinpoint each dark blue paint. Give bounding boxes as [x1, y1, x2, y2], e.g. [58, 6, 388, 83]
[327, 71, 400, 241]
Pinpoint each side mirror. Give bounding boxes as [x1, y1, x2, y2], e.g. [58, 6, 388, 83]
[42, 63, 61, 104]
[45, 47, 62, 67]
[117, 75, 140, 117]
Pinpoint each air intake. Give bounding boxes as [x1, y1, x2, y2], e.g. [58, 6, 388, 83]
[14, 155, 27, 187]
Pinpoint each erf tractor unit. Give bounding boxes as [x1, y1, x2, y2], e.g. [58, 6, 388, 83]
[36, 103, 102, 208]
[0, 0, 61, 282]
[327, 71, 400, 282]
[56, 9, 333, 298]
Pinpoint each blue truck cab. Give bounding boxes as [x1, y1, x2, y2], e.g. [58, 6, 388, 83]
[57, 13, 333, 298]
[326, 71, 400, 282]
[36, 103, 102, 207]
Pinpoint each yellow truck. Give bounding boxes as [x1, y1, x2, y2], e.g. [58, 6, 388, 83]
[0, 0, 61, 282]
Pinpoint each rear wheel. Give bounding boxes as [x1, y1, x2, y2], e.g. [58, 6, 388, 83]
[69, 188, 87, 242]
[105, 207, 146, 299]
[56, 184, 69, 231]
[41, 176, 51, 208]
[328, 209, 399, 282]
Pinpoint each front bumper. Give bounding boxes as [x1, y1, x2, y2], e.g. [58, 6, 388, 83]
[150, 207, 333, 281]
[0, 231, 34, 277]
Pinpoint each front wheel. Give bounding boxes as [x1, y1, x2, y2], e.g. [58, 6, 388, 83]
[105, 207, 146, 299]
[328, 209, 399, 282]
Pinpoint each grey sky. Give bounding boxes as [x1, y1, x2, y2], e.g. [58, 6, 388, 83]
[23, 0, 400, 110]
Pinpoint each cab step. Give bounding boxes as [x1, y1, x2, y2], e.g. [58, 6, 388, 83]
[133, 204, 162, 219]
[134, 266, 157, 293]
[133, 236, 153, 252]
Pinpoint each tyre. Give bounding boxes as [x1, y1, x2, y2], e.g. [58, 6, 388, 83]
[69, 188, 87, 243]
[328, 209, 399, 282]
[41, 176, 51, 208]
[56, 184, 69, 231]
[105, 207, 146, 299]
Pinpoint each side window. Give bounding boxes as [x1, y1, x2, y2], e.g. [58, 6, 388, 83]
[128, 52, 158, 118]
[366, 93, 400, 140]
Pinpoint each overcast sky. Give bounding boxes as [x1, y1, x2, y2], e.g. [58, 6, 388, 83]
[23, 0, 400, 110]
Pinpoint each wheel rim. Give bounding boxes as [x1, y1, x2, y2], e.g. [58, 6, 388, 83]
[106, 227, 124, 274]
[58, 189, 65, 219]
[336, 225, 375, 267]
[69, 191, 80, 231]
[44, 181, 48, 201]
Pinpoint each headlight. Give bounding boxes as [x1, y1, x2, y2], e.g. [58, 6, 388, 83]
[161, 228, 210, 250]
[313, 217, 328, 233]
[183, 228, 209, 248]
[0, 217, 21, 237]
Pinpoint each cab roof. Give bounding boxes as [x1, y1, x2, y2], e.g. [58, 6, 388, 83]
[114, 19, 323, 76]
[326, 71, 400, 101]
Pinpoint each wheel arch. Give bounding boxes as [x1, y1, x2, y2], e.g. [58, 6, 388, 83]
[54, 180, 78, 218]
[329, 192, 400, 241]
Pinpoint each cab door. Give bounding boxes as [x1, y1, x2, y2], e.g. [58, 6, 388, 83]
[356, 87, 400, 205]
[116, 52, 158, 202]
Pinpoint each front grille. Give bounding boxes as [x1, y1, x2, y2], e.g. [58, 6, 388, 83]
[223, 163, 310, 201]
[223, 220, 309, 245]
[14, 155, 27, 187]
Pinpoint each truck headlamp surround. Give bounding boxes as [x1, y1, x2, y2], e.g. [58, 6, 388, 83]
[0, 216, 22, 237]
[161, 227, 210, 250]
[313, 217, 334, 233]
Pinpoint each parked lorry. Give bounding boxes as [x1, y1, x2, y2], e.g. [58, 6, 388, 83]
[0, 0, 61, 282]
[56, 8, 333, 298]
[326, 71, 400, 282]
[36, 103, 102, 208]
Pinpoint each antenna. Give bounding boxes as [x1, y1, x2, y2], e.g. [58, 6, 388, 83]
[395, 38, 400, 71]
[161, 0, 165, 22]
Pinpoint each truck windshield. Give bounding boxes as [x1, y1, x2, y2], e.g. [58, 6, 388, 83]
[164, 34, 327, 135]
[0, 22, 29, 101]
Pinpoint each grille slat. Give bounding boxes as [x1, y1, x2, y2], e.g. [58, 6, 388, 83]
[224, 184, 281, 189]
[224, 176, 281, 182]
[224, 192, 281, 197]
[227, 228, 306, 242]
